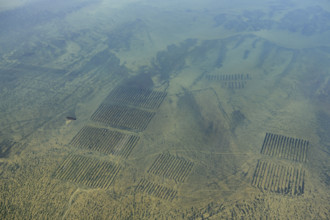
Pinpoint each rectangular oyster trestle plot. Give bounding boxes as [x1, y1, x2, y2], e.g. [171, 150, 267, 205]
[205, 73, 250, 81]
[135, 179, 177, 201]
[147, 153, 194, 182]
[104, 86, 167, 110]
[261, 133, 309, 162]
[205, 73, 251, 89]
[91, 104, 155, 132]
[53, 154, 121, 189]
[0, 139, 17, 158]
[70, 126, 139, 158]
[251, 160, 305, 196]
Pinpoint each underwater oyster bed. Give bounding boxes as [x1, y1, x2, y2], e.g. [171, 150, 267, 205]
[0, 0, 329, 219]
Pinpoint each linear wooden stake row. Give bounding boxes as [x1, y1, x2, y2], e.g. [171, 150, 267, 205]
[105, 87, 167, 110]
[261, 133, 308, 162]
[136, 178, 177, 201]
[91, 104, 155, 131]
[54, 154, 121, 189]
[251, 160, 305, 195]
[148, 153, 194, 182]
[70, 126, 139, 158]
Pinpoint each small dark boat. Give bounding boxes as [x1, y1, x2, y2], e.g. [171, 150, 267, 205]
[66, 116, 76, 121]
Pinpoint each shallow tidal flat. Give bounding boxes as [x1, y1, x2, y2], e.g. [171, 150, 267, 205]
[0, 0, 329, 219]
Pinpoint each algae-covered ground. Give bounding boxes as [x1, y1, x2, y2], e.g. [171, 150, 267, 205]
[0, 0, 329, 219]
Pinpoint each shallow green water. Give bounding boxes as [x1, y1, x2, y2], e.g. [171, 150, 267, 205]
[0, 0, 329, 219]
